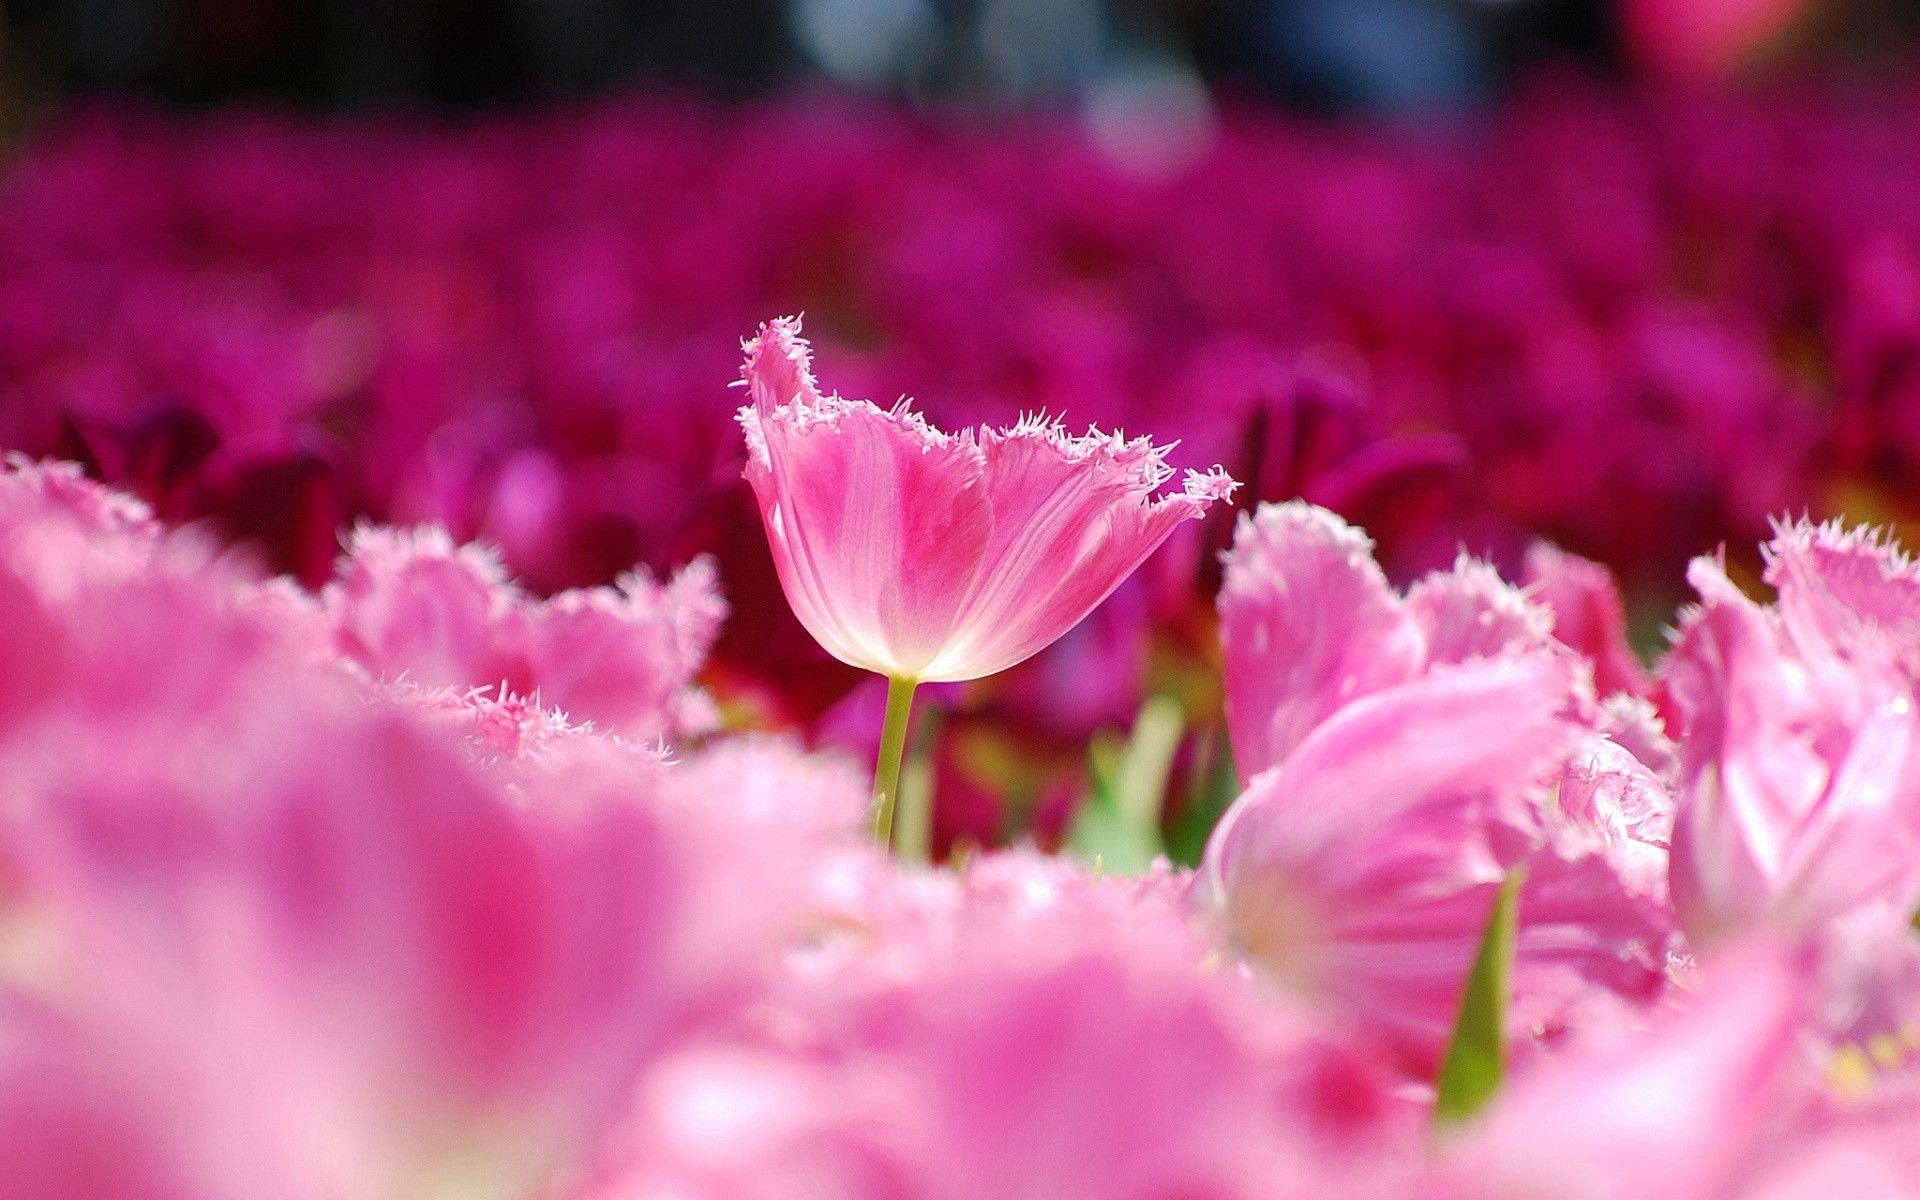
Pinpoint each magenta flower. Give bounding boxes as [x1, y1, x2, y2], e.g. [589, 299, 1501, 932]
[738, 317, 1233, 851]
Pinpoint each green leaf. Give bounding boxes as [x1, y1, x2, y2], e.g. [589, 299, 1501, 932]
[1164, 728, 1241, 866]
[1067, 695, 1184, 875]
[1433, 869, 1524, 1126]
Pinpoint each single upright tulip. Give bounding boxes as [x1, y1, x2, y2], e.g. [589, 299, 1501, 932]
[737, 317, 1235, 855]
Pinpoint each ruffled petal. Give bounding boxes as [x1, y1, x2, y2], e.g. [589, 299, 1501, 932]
[921, 419, 1234, 680]
[520, 557, 726, 739]
[1764, 516, 1920, 673]
[739, 319, 993, 678]
[1204, 655, 1584, 1067]
[325, 527, 719, 741]
[326, 524, 507, 688]
[1219, 503, 1424, 776]
[1524, 542, 1653, 699]
[1405, 553, 1557, 666]
[1663, 552, 1920, 947]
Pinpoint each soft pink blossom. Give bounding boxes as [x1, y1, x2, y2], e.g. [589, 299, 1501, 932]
[1220, 502, 1565, 779]
[1662, 525, 1920, 949]
[1440, 946, 1810, 1200]
[590, 849, 1421, 1200]
[325, 525, 723, 740]
[738, 317, 1235, 682]
[1202, 654, 1670, 1073]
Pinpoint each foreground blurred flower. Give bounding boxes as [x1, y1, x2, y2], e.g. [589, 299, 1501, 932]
[1202, 654, 1670, 1075]
[737, 317, 1235, 854]
[0, 458, 855, 1200]
[1438, 945, 1809, 1199]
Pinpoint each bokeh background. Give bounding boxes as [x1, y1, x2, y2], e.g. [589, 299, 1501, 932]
[3, 0, 1920, 856]
[7, 0, 1920, 112]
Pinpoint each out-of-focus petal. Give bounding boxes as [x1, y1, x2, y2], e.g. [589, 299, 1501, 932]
[1219, 502, 1423, 777]
[1524, 542, 1653, 699]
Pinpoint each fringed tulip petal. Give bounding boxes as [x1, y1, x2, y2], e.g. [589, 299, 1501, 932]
[1405, 555, 1558, 667]
[1204, 655, 1585, 1069]
[1219, 502, 1424, 777]
[739, 318, 1234, 682]
[1664, 550, 1920, 947]
[1523, 542, 1654, 699]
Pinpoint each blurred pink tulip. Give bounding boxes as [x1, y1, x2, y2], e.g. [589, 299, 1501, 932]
[1441, 946, 1810, 1199]
[325, 525, 723, 741]
[1662, 521, 1920, 948]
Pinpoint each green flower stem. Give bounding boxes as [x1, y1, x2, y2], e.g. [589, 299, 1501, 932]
[871, 675, 920, 852]
[893, 722, 938, 864]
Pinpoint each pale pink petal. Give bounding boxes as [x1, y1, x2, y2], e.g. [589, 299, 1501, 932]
[1764, 516, 1920, 674]
[1447, 947, 1808, 1200]
[327, 527, 719, 741]
[926, 443, 1232, 681]
[1204, 655, 1585, 1068]
[1219, 502, 1424, 776]
[739, 320, 993, 677]
[1664, 553, 1920, 947]
[1406, 553, 1557, 666]
[1749, 1134, 1920, 1200]
[1664, 558, 1827, 946]
[522, 557, 725, 739]
[326, 524, 506, 688]
[1508, 837, 1675, 1045]
[1772, 700, 1920, 932]
[1598, 693, 1680, 782]
[0, 455, 159, 542]
[1524, 542, 1653, 699]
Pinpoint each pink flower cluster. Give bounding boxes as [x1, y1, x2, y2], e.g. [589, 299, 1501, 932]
[7, 80, 1920, 744]
[4, 449, 1920, 1197]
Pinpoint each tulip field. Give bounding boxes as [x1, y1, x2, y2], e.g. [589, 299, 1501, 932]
[4, 77, 1920, 1198]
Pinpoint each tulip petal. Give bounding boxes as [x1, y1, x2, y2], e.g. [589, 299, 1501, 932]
[1219, 503, 1424, 777]
[740, 320, 994, 678]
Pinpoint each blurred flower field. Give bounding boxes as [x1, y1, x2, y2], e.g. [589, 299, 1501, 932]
[6, 70, 1920, 1198]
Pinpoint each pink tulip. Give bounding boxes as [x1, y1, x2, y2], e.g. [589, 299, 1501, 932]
[739, 316, 1233, 852]
[738, 316, 1234, 685]
[1523, 542, 1654, 701]
[1662, 521, 1920, 949]
[325, 525, 723, 741]
[588, 849, 1421, 1200]
[1219, 502, 1572, 780]
[1202, 654, 1671, 1074]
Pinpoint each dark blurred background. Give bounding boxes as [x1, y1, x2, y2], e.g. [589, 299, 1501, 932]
[4, 0, 1918, 117]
